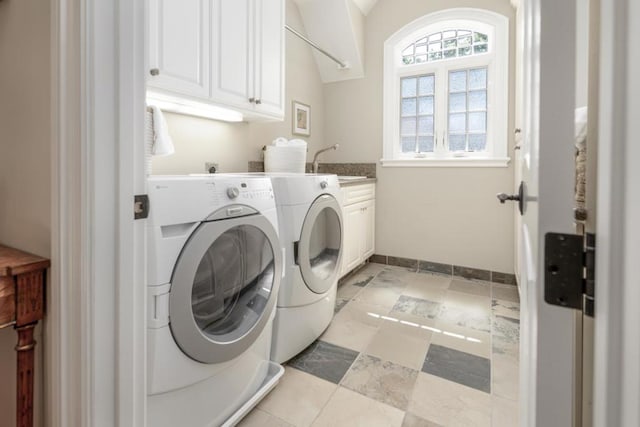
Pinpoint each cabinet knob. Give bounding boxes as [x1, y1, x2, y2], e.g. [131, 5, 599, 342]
[150, 68, 160, 76]
[255, 99, 262, 105]
[249, 97, 256, 103]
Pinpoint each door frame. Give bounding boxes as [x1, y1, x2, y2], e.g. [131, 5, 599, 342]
[169, 215, 282, 364]
[519, 0, 581, 424]
[50, 0, 146, 425]
[298, 195, 343, 294]
[593, 0, 640, 425]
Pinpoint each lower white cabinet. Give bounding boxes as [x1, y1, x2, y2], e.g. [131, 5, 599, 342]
[340, 183, 376, 277]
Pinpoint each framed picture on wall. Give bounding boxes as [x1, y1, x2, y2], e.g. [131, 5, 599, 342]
[292, 101, 311, 136]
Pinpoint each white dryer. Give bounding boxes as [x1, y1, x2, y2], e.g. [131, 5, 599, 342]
[264, 174, 343, 363]
[146, 175, 284, 427]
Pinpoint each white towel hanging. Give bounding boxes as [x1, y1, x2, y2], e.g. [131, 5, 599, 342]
[149, 105, 175, 157]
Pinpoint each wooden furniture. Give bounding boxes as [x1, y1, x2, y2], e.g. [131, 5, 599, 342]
[0, 245, 49, 427]
[340, 182, 376, 277]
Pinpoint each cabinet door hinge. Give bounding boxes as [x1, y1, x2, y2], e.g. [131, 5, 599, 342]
[544, 232, 595, 317]
[134, 194, 150, 220]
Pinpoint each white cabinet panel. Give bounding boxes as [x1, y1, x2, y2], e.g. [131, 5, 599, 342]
[147, 0, 284, 120]
[211, 0, 253, 109]
[341, 203, 364, 275]
[254, 0, 285, 117]
[148, 0, 210, 98]
[361, 199, 375, 260]
[340, 184, 376, 277]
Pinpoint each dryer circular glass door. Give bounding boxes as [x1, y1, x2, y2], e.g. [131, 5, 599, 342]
[298, 194, 343, 294]
[169, 213, 282, 364]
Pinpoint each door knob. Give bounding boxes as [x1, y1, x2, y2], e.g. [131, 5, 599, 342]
[496, 193, 520, 203]
[497, 181, 525, 215]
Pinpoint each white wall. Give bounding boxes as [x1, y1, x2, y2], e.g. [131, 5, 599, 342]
[0, 0, 51, 425]
[322, 0, 516, 273]
[576, 0, 589, 107]
[152, 0, 326, 175]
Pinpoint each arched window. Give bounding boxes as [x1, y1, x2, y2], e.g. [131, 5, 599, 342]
[382, 9, 509, 167]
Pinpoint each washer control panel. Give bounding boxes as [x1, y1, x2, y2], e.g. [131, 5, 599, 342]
[226, 187, 240, 199]
[235, 181, 274, 201]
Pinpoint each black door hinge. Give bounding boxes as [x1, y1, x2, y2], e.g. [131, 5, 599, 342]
[134, 194, 150, 220]
[544, 232, 595, 317]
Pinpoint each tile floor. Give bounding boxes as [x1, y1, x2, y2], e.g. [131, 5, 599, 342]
[239, 263, 520, 427]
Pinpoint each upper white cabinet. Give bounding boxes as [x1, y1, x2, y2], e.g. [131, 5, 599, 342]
[147, 0, 285, 121]
[148, 0, 210, 98]
[210, 0, 284, 118]
[253, 0, 286, 117]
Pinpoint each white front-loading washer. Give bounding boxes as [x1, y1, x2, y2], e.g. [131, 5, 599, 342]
[146, 175, 284, 427]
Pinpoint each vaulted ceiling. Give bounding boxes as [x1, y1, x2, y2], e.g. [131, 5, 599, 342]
[291, 0, 372, 82]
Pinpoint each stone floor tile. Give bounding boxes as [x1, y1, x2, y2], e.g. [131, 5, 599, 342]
[437, 290, 492, 333]
[392, 295, 441, 320]
[258, 367, 338, 427]
[491, 396, 519, 427]
[312, 387, 405, 427]
[491, 284, 520, 303]
[238, 408, 294, 427]
[402, 412, 443, 427]
[288, 340, 359, 384]
[320, 300, 384, 352]
[430, 321, 491, 358]
[491, 299, 520, 320]
[341, 354, 419, 410]
[408, 373, 491, 427]
[449, 279, 491, 297]
[422, 344, 491, 393]
[364, 312, 433, 370]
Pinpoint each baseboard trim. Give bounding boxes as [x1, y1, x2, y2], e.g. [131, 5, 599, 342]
[368, 254, 517, 286]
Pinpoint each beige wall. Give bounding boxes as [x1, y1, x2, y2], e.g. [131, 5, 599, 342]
[322, 0, 516, 273]
[152, 0, 326, 175]
[0, 0, 51, 425]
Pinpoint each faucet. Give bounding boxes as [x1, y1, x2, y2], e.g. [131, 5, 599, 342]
[312, 144, 339, 174]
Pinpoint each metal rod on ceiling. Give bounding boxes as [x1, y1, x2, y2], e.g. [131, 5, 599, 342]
[285, 24, 348, 69]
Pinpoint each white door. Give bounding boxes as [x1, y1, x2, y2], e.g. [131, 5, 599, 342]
[210, 0, 254, 109]
[169, 215, 282, 364]
[341, 202, 362, 276]
[147, 0, 210, 98]
[517, 0, 581, 425]
[361, 199, 375, 260]
[253, 0, 285, 118]
[298, 195, 343, 294]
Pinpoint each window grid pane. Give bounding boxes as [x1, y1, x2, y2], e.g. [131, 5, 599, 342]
[400, 74, 436, 153]
[400, 30, 489, 65]
[447, 67, 488, 152]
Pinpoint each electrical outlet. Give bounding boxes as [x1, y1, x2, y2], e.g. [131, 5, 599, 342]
[205, 162, 219, 173]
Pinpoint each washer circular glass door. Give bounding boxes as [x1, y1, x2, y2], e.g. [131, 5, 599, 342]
[169, 213, 282, 364]
[298, 194, 343, 294]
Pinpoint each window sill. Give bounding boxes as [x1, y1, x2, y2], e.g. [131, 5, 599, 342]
[379, 157, 511, 168]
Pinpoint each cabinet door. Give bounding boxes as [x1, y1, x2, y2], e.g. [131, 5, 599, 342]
[341, 203, 363, 276]
[253, 0, 285, 118]
[361, 199, 375, 260]
[147, 0, 210, 98]
[211, 0, 253, 109]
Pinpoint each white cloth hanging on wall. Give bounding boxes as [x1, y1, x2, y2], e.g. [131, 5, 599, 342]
[150, 105, 175, 157]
